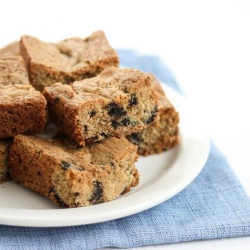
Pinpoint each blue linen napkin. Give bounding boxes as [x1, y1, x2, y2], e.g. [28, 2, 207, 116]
[1, 50, 250, 249]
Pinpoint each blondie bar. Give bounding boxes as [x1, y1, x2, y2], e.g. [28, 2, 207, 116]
[9, 134, 139, 208]
[43, 67, 158, 146]
[20, 31, 119, 90]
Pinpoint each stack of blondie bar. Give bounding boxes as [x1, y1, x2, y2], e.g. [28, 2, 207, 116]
[0, 31, 179, 207]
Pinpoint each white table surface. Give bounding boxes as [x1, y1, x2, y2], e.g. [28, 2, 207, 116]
[1, 0, 250, 249]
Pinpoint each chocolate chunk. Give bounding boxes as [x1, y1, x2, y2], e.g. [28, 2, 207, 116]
[129, 132, 143, 145]
[107, 102, 126, 117]
[83, 125, 88, 132]
[121, 118, 130, 126]
[146, 106, 158, 125]
[74, 192, 80, 197]
[89, 180, 104, 204]
[61, 160, 71, 170]
[49, 187, 69, 208]
[129, 93, 138, 106]
[54, 97, 60, 104]
[111, 120, 120, 129]
[89, 110, 96, 117]
[53, 192, 69, 208]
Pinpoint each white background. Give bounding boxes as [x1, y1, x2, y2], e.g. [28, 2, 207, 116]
[1, 0, 250, 249]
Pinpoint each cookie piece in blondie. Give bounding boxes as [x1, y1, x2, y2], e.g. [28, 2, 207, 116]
[9, 134, 139, 208]
[0, 140, 11, 183]
[20, 31, 119, 90]
[43, 67, 158, 146]
[0, 84, 48, 138]
[127, 76, 179, 155]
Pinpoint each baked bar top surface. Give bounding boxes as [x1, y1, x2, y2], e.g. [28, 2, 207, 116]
[72, 66, 152, 95]
[0, 41, 20, 57]
[0, 56, 30, 85]
[20, 31, 119, 73]
[44, 67, 154, 103]
[10, 134, 138, 170]
[0, 84, 44, 103]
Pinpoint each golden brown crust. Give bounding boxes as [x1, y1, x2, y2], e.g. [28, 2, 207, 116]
[9, 135, 139, 208]
[0, 84, 48, 138]
[20, 31, 119, 90]
[0, 49, 48, 138]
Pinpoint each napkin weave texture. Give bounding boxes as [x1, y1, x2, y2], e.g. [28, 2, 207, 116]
[0, 49, 250, 249]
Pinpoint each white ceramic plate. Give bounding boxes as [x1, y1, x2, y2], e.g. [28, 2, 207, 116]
[0, 84, 210, 227]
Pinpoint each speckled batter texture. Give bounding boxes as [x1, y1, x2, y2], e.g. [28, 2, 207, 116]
[9, 134, 139, 208]
[20, 31, 119, 90]
[43, 67, 158, 146]
[0, 84, 48, 138]
[127, 76, 179, 155]
[0, 56, 30, 85]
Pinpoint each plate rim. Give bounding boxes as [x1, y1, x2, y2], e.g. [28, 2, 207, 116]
[0, 84, 210, 227]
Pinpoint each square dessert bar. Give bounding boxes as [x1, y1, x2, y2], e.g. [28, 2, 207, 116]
[43, 67, 158, 146]
[127, 76, 179, 155]
[0, 84, 48, 138]
[0, 140, 11, 183]
[20, 31, 119, 90]
[9, 135, 139, 208]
